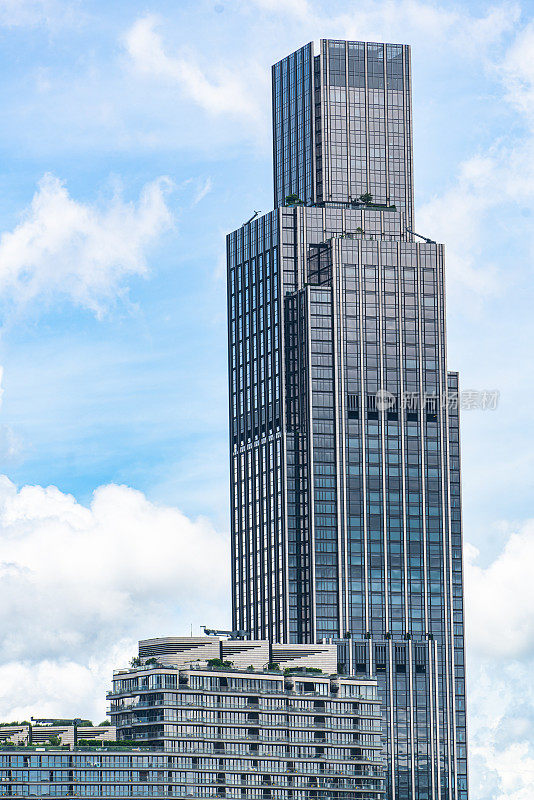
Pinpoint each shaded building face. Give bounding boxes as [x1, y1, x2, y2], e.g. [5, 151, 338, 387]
[228, 39, 468, 800]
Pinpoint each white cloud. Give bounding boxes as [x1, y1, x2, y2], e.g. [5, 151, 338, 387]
[0, 0, 51, 26]
[248, 0, 310, 18]
[0, 368, 22, 461]
[466, 520, 534, 661]
[468, 658, 534, 800]
[500, 20, 534, 117]
[0, 476, 230, 721]
[248, 0, 518, 59]
[0, 654, 128, 724]
[466, 519, 534, 799]
[192, 177, 213, 206]
[415, 13, 534, 307]
[0, 0, 77, 28]
[417, 154, 502, 302]
[0, 425, 20, 462]
[123, 15, 262, 121]
[0, 173, 174, 317]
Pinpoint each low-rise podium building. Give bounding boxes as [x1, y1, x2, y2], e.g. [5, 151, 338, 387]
[106, 636, 385, 798]
[0, 637, 386, 799]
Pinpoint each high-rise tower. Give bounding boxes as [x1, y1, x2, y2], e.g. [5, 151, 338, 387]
[227, 40, 468, 800]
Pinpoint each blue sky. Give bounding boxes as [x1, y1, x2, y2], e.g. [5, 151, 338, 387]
[1, 1, 534, 797]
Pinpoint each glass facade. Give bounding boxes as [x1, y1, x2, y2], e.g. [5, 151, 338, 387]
[106, 665, 385, 799]
[0, 743, 382, 798]
[0, 654, 385, 798]
[227, 40, 468, 800]
[272, 40, 414, 227]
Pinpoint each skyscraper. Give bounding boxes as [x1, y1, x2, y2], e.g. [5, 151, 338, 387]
[227, 39, 468, 800]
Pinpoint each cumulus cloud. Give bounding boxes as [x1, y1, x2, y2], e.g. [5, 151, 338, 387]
[416, 11, 534, 306]
[0, 476, 230, 720]
[0, 174, 174, 317]
[0, 655, 128, 724]
[417, 155, 502, 301]
[466, 520, 534, 799]
[466, 520, 534, 660]
[123, 15, 262, 121]
[418, 132, 534, 302]
[468, 660, 534, 800]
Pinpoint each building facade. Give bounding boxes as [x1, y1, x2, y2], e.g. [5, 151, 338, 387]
[0, 640, 386, 798]
[106, 645, 385, 799]
[0, 750, 179, 798]
[0, 723, 383, 800]
[227, 40, 468, 800]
